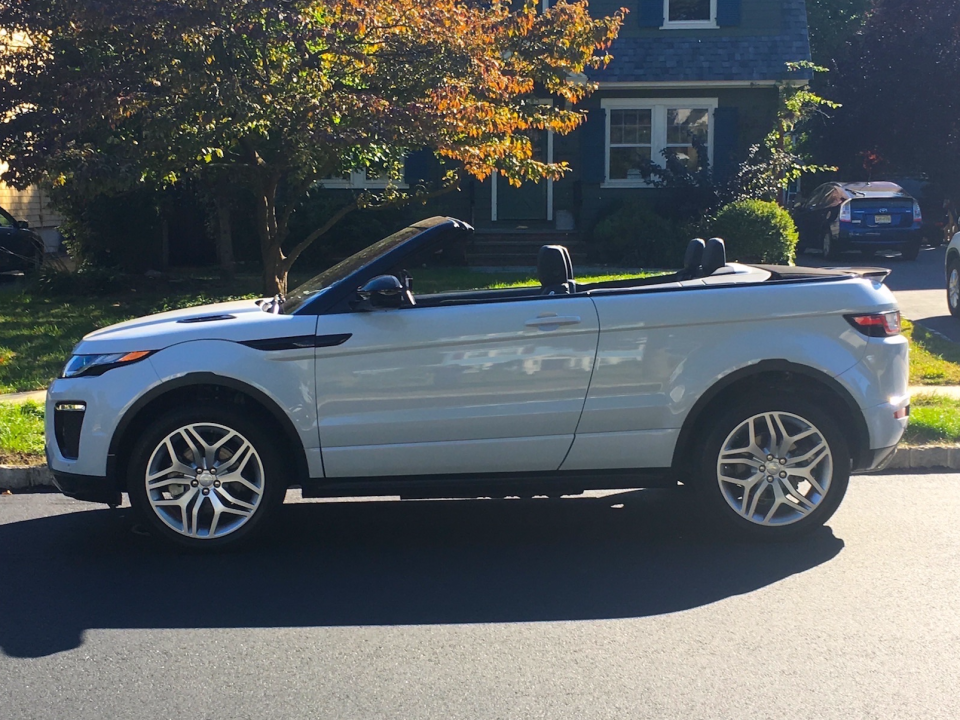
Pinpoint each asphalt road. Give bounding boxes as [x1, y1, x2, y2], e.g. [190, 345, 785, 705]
[1, 479, 959, 720]
[800, 244, 960, 341]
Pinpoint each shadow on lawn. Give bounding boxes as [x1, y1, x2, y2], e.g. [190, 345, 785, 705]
[0, 489, 844, 658]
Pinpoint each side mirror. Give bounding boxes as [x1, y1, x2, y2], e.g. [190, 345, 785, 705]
[357, 274, 404, 310]
[17, 220, 29, 229]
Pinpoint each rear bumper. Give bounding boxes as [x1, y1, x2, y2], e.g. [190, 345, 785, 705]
[839, 226, 922, 249]
[51, 469, 121, 506]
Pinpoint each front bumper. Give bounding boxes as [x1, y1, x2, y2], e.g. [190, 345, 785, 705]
[51, 470, 121, 506]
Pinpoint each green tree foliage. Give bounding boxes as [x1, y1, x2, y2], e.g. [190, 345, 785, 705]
[0, 0, 624, 294]
[805, 0, 871, 70]
[823, 0, 960, 198]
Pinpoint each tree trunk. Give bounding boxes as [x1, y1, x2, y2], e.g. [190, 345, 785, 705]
[160, 215, 170, 270]
[215, 194, 235, 281]
[255, 175, 288, 296]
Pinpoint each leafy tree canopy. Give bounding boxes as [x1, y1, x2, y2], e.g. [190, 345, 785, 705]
[0, 0, 624, 293]
[823, 0, 960, 198]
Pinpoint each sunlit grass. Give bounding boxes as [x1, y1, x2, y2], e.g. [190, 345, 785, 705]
[903, 394, 960, 444]
[903, 319, 960, 386]
[0, 401, 45, 465]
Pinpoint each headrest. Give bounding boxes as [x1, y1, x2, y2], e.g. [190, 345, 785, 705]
[701, 237, 727, 276]
[683, 238, 705, 273]
[538, 245, 573, 288]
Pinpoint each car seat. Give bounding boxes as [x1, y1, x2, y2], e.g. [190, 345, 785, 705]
[538, 245, 575, 295]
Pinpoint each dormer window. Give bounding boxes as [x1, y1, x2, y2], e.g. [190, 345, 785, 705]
[664, 0, 717, 29]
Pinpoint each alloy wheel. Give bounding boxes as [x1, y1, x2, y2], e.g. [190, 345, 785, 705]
[716, 411, 832, 527]
[144, 422, 265, 539]
[950, 268, 960, 311]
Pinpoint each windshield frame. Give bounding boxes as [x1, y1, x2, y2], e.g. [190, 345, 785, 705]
[287, 217, 472, 315]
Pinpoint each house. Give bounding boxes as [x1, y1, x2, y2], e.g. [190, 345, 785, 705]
[0, 31, 62, 253]
[403, 0, 813, 264]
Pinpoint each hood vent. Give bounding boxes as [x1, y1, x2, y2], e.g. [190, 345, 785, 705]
[177, 314, 236, 324]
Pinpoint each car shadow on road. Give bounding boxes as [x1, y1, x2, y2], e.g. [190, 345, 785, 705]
[0, 490, 844, 658]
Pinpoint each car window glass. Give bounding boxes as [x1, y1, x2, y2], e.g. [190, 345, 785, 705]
[391, 235, 539, 297]
[0, 209, 14, 228]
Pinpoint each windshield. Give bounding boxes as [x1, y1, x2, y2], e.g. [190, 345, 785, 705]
[283, 224, 425, 313]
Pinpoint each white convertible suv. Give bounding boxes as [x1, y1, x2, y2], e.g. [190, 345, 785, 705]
[47, 217, 909, 549]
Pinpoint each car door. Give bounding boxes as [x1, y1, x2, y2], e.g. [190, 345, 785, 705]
[312, 295, 600, 478]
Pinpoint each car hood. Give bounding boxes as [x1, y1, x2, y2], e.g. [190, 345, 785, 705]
[73, 299, 318, 355]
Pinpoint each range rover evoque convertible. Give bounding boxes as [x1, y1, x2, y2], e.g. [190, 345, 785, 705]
[47, 217, 909, 549]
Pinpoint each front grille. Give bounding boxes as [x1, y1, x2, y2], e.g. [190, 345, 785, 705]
[54, 402, 86, 459]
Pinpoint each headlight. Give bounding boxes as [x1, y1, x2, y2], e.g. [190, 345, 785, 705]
[61, 351, 153, 378]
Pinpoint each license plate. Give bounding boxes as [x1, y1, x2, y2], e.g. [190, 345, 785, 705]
[875, 214, 892, 224]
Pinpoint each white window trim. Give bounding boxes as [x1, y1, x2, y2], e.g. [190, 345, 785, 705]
[600, 97, 718, 189]
[320, 170, 407, 190]
[662, 0, 718, 30]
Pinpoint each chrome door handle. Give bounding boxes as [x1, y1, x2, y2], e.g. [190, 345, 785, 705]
[525, 314, 582, 329]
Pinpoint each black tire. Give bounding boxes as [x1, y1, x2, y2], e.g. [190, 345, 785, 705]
[695, 392, 851, 541]
[822, 229, 840, 260]
[127, 402, 287, 551]
[948, 258, 960, 318]
[900, 238, 921, 261]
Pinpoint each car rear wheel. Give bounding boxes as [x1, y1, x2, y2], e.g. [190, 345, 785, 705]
[127, 403, 286, 550]
[697, 394, 850, 540]
[901, 238, 921, 261]
[822, 230, 840, 260]
[948, 259, 960, 317]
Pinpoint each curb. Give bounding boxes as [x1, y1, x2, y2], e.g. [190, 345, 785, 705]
[3, 447, 960, 492]
[0, 464, 54, 491]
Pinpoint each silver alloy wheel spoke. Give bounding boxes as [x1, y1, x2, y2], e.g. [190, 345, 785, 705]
[145, 422, 264, 539]
[950, 270, 959, 309]
[716, 411, 833, 527]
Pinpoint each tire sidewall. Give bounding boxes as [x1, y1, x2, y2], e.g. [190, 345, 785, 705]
[127, 402, 286, 551]
[948, 260, 960, 317]
[696, 393, 851, 540]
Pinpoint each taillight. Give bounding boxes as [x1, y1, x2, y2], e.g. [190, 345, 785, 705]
[839, 201, 852, 222]
[845, 311, 902, 337]
[913, 201, 923, 223]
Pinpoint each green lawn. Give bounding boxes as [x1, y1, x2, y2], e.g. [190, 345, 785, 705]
[903, 319, 960, 386]
[902, 394, 960, 445]
[0, 402, 45, 465]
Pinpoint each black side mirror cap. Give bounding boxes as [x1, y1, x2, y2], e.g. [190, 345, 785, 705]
[17, 220, 29, 229]
[357, 274, 404, 310]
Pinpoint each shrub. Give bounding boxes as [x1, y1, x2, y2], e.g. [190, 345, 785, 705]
[590, 203, 686, 268]
[709, 199, 798, 264]
[32, 263, 123, 296]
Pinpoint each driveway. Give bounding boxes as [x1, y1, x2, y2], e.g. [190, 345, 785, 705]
[799, 244, 960, 341]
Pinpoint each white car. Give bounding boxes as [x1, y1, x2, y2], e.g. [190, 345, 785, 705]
[47, 217, 910, 549]
[946, 231, 960, 316]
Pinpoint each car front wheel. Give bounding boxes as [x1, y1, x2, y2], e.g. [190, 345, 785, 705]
[697, 394, 850, 540]
[127, 403, 286, 550]
[948, 259, 960, 317]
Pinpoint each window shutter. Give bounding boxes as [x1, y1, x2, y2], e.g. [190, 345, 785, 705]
[712, 106, 739, 181]
[639, 0, 664, 28]
[717, 0, 741, 27]
[403, 148, 434, 185]
[580, 108, 607, 184]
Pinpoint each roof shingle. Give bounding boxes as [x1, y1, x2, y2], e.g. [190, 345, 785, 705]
[590, 0, 812, 84]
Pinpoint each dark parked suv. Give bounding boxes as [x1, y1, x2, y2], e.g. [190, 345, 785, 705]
[0, 205, 43, 274]
[792, 182, 924, 260]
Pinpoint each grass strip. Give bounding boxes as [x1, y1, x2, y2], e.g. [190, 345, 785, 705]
[903, 319, 960, 386]
[0, 401, 45, 465]
[902, 393, 960, 445]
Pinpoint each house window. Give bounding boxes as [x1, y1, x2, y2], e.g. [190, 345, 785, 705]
[320, 166, 405, 190]
[601, 98, 717, 187]
[663, 0, 717, 29]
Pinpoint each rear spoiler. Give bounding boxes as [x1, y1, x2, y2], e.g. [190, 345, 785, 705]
[837, 267, 892, 282]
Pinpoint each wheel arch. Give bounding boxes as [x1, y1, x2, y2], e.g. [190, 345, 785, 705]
[106, 372, 310, 490]
[946, 247, 960, 282]
[671, 360, 870, 473]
